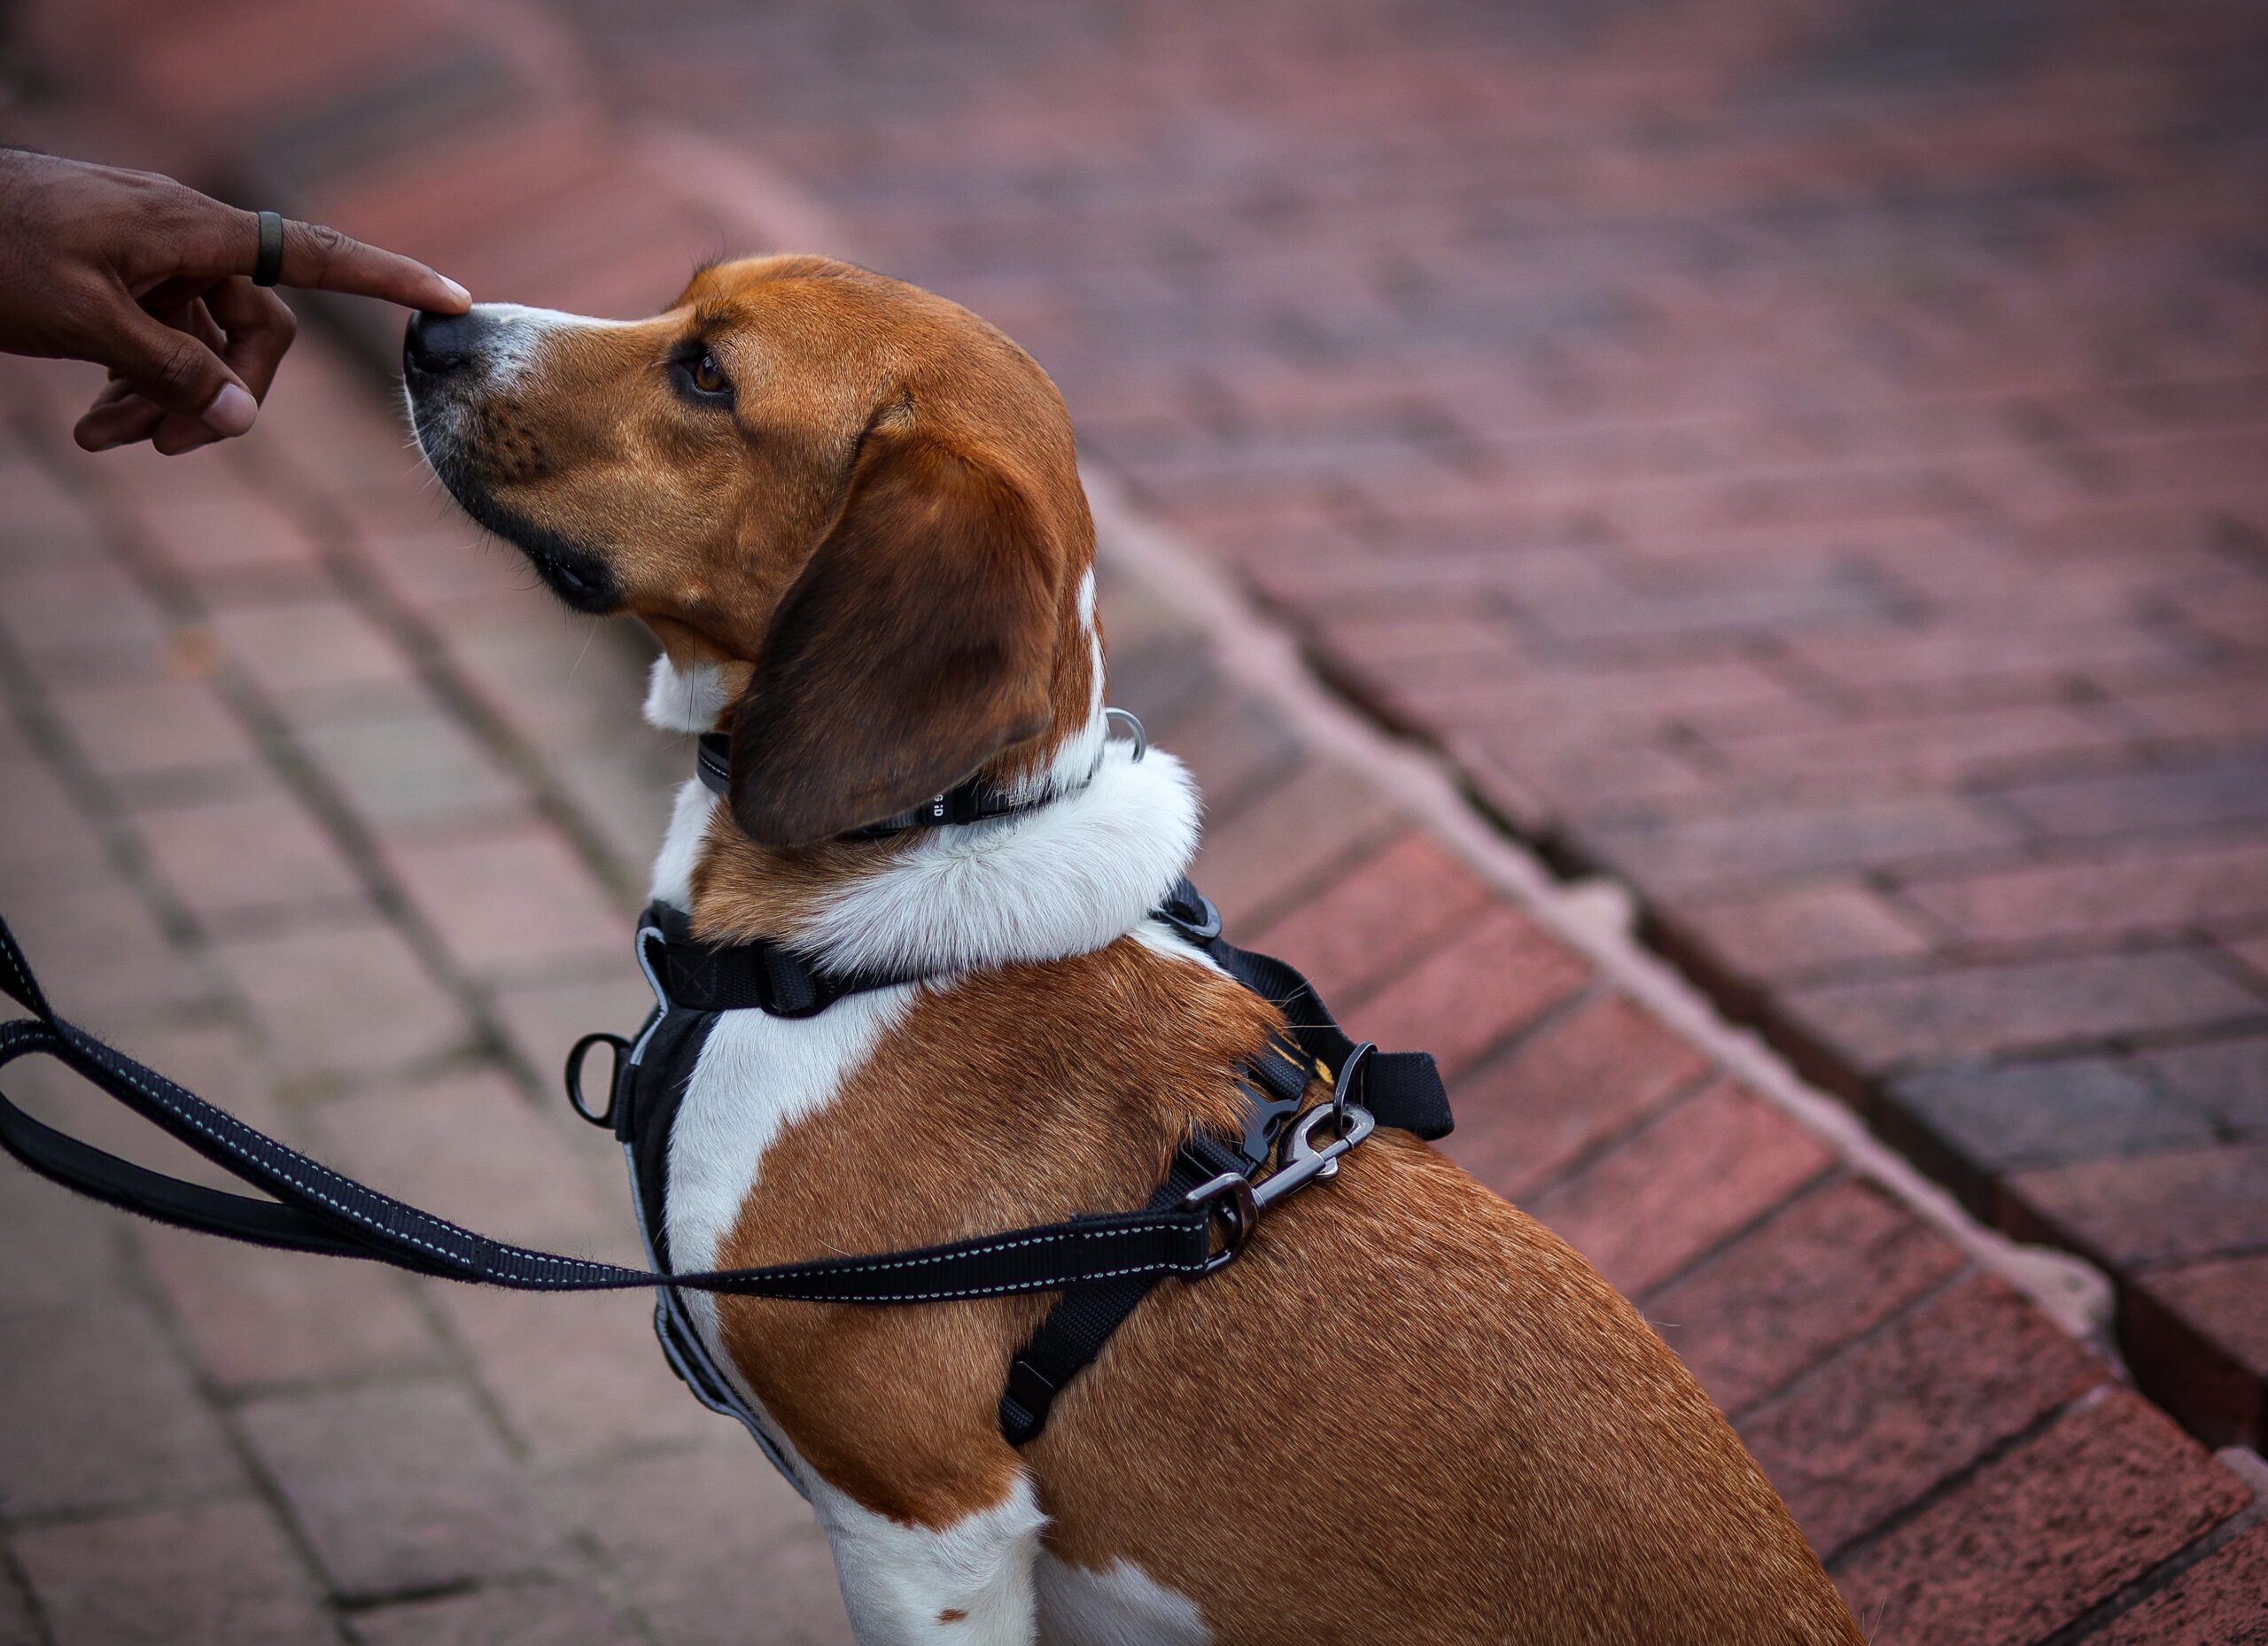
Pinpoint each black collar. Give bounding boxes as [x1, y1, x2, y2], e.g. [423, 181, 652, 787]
[694, 709, 1146, 842]
[695, 733, 1063, 839]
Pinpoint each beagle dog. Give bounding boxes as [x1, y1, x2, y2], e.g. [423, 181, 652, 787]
[403, 256, 1864, 1646]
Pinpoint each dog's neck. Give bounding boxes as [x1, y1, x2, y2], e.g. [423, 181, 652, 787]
[642, 654, 1200, 976]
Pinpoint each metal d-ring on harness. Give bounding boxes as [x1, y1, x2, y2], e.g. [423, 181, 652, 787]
[0, 709, 1450, 1483]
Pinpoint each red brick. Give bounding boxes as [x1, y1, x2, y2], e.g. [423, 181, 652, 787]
[1529, 1079, 1835, 1297]
[214, 918, 474, 1075]
[1991, 753, 2268, 843]
[2232, 931, 2268, 989]
[1832, 1390, 2246, 1646]
[1590, 794, 2024, 897]
[0, 865, 210, 1021]
[304, 708, 527, 831]
[1646, 1179, 1964, 1417]
[1350, 903, 1592, 1076]
[1783, 951, 2263, 1073]
[131, 490, 322, 582]
[384, 820, 626, 980]
[350, 1580, 644, 1646]
[0, 558, 169, 677]
[1782, 620, 2190, 698]
[2124, 676, 2268, 746]
[2141, 1254, 2268, 1382]
[2126, 1254, 2268, 1446]
[555, 1444, 852, 1646]
[1188, 758, 1400, 925]
[134, 784, 365, 927]
[1247, 829, 1494, 1008]
[1671, 882, 1934, 982]
[0, 726, 98, 879]
[1899, 838, 2268, 945]
[2136, 1036, 2268, 1137]
[2010, 1140, 2268, 1267]
[1459, 726, 1708, 819]
[14, 1500, 331, 1646]
[1705, 702, 2121, 788]
[431, 1286, 714, 1469]
[1517, 560, 1900, 643]
[0, 1300, 244, 1518]
[1888, 1057, 2215, 1173]
[1742, 1275, 2109, 1558]
[2090, 1522, 2268, 1646]
[1443, 991, 1710, 1200]
[139, 1225, 438, 1391]
[50, 676, 261, 784]
[211, 598, 419, 701]
[489, 969, 664, 1091]
[0, 1148, 136, 1317]
[356, 524, 528, 615]
[317, 1068, 616, 1246]
[239, 1381, 563, 1601]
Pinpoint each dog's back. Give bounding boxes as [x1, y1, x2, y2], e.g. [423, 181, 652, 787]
[1046, 1134, 1865, 1644]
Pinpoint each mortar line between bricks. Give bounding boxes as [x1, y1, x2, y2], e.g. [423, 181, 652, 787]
[2036, 1478, 2268, 1646]
[0, 1060, 362, 1640]
[267, 452, 651, 912]
[3, 401, 671, 1635]
[1630, 1167, 1857, 1325]
[1823, 1383, 2122, 1577]
[1720, 1263, 1987, 1437]
[0, 1539, 58, 1646]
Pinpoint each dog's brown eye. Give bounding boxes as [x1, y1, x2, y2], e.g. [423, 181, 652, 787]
[690, 352, 728, 395]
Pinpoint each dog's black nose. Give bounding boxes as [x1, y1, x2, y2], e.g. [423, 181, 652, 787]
[404, 308, 485, 377]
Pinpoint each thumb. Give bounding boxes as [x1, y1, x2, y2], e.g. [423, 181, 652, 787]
[82, 295, 258, 439]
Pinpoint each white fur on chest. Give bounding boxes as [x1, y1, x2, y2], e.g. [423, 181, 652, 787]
[651, 775, 903, 1275]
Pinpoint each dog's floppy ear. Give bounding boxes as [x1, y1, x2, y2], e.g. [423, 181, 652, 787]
[726, 427, 1060, 848]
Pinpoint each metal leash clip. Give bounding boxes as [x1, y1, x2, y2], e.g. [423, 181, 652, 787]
[1183, 1098, 1377, 1275]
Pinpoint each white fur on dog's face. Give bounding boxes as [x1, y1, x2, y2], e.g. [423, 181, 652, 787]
[643, 652, 734, 734]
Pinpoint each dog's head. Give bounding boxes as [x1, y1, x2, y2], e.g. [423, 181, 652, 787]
[403, 255, 1096, 848]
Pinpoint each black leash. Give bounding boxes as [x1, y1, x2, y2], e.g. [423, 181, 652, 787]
[0, 915, 1228, 1304]
[0, 840, 1450, 1453]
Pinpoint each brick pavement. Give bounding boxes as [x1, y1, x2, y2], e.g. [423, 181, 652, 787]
[0, 2, 2264, 1642]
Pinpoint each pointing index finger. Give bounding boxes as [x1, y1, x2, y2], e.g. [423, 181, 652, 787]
[242, 210, 470, 313]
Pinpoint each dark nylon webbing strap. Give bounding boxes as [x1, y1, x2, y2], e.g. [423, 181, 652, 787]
[1161, 877, 1452, 1144]
[639, 903, 921, 1019]
[998, 1134, 1245, 1444]
[695, 733, 1060, 839]
[0, 915, 1219, 1305]
[992, 889, 1453, 1443]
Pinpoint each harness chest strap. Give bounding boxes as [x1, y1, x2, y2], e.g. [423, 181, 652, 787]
[604, 881, 1449, 1448]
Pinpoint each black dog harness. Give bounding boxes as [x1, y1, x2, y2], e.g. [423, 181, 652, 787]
[0, 720, 1450, 1491]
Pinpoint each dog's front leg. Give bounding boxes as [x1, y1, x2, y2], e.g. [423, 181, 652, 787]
[812, 1472, 1046, 1646]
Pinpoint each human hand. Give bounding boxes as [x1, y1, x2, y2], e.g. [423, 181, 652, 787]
[0, 147, 469, 454]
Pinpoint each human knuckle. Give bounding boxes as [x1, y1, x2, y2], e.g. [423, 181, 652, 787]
[152, 340, 208, 399]
[298, 221, 354, 260]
